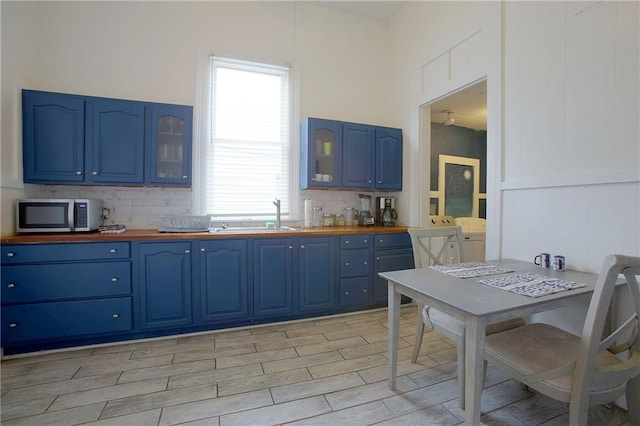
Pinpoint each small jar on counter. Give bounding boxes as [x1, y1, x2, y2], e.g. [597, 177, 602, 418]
[336, 214, 345, 226]
[322, 213, 336, 227]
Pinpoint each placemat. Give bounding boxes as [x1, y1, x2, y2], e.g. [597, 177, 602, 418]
[479, 272, 585, 298]
[429, 262, 514, 279]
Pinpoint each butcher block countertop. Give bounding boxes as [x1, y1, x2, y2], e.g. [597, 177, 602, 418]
[1, 225, 409, 244]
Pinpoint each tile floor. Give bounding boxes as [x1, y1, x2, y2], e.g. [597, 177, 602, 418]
[0, 305, 631, 425]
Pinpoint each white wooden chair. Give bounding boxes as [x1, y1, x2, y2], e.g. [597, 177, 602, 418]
[408, 227, 525, 409]
[484, 254, 640, 425]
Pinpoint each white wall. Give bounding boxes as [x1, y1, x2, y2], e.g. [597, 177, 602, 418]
[0, 1, 393, 235]
[389, 1, 639, 338]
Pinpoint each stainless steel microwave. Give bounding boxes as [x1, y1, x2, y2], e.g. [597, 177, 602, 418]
[16, 199, 103, 233]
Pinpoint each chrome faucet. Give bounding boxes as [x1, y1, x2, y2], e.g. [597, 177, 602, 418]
[273, 198, 281, 229]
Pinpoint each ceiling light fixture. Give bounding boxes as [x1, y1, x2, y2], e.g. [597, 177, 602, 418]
[443, 110, 455, 126]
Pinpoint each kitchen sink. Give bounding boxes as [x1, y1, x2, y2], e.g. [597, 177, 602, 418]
[210, 225, 297, 233]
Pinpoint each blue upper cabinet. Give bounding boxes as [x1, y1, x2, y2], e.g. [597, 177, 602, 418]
[22, 89, 193, 187]
[342, 123, 375, 189]
[375, 127, 403, 190]
[86, 98, 145, 184]
[300, 118, 342, 189]
[22, 90, 86, 183]
[148, 104, 193, 186]
[300, 117, 402, 191]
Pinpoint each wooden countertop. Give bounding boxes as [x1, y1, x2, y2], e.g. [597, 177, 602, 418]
[1, 225, 409, 244]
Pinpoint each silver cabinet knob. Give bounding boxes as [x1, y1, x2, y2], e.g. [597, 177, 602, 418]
[200, 248, 205, 252]
[345, 291, 350, 295]
[109, 249, 117, 253]
[345, 262, 350, 266]
[185, 250, 190, 254]
[9, 323, 17, 328]
[300, 245, 305, 249]
[362, 289, 367, 293]
[111, 277, 118, 282]
[288, 246, 293, 249]
[76, 171, 82, 175]
[7, 283, 15, 288]
[182, 175, 188, 179]
[363, 240, 367, 243]
[345, 240, 349, 244]
[92, 171, 98, 175]
[363, 261, 368, 265]
[112, 314, 119, 318]
[6, 252, 14, 257]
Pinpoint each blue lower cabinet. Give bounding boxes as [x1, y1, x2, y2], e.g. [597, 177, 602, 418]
[339, 277, 373, 308]
[199, 239, 248, 322]
[1, 297, 133, 344]
[253, 238, 295, 317]
[137, 241, 193, 329]
[298, 237, 337, 313]
[374, 248, 414, 305]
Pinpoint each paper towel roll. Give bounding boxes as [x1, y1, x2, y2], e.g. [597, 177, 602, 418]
[304, 199, 313, 228]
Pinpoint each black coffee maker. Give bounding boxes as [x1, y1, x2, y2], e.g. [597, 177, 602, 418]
[376, 197, 398, 226]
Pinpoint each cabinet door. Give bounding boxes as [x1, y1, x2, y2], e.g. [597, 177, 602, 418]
[199, 240, 248, 322]
[22, 90, 85, 183]
[138, 242, 192, 329]
[339, 277, 372, 308]
[253, 238, 294, 317]
[87, 99, 145, 183]
[375, 127, 403, 190]
[1, 298, 133, 344]
[342, 123, 375, 189]
[149, 104, 193, 186]
[299, 237, 336, 313]
[374, 248, 414, 304]
[300, 118, 342, 189]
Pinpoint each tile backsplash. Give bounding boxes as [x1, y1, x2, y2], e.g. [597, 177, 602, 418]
[27, 185, 398, 229]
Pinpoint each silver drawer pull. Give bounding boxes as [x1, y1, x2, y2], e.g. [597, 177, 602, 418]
[112, 314, 119, 319]
[185, 250, 190, 254]
[7, 252, 14, 257]
[109, 249, 117, 253]
[363, 261, 368, 265]
[288, 246, 293, 249]
[345, 240, 350, 244]
[300, 245, 305, 249]
[344, 291, 349, 295]
[92, 171, 98, 175]
[182, 175, 188, 179]
[363, 239, 367, 243]
[201, 248, 205, 252]
[111, 277, 118, 282]
[9, 323, 17, 328]
[362, 289, 367, 293]
[76, 171, 82, 175]
[345, 262, 350, 266]
[7, 283, 15, 288]
[379, 239, 384, 243]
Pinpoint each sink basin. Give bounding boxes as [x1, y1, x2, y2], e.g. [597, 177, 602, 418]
[211, 225, 297, 233]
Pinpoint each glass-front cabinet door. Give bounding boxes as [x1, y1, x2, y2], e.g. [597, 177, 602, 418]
[300, 118, 341, 189]
[149, 104, 193, 186]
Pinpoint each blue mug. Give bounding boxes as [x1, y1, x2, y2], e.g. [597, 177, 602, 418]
[534, 253, 551, 268]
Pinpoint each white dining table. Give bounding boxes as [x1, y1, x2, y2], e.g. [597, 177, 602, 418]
[380, 258, 600, 425]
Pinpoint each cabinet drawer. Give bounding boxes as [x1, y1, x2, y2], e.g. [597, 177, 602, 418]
[2, 262, 131, 304]
[374, 233, 411, 248]
[339, 277, 372, 307]
[339, 235, 372, 250]
[2, 242, 130, 265]
[1, 297, 133, 344]
[340, 249, 370, 277]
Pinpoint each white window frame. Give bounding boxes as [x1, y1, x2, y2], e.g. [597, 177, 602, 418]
[193, 54, 299, 223]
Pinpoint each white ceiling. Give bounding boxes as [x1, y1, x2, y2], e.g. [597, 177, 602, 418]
[430, 81, 487, 131]
[308, 1, 406, 23]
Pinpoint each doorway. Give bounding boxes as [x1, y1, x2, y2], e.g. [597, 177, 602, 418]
[427, 80, 487, 219]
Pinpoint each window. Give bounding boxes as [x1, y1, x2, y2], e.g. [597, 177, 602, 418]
[202, 56, 292, 220]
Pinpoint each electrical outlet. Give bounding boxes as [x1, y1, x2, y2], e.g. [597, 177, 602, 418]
[102, 207, 110, 220]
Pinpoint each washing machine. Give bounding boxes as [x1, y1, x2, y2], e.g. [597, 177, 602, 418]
[454, 217, 486, 262]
